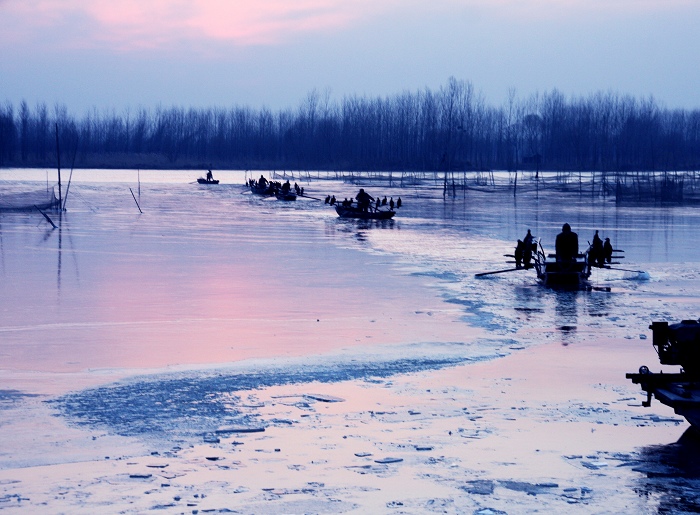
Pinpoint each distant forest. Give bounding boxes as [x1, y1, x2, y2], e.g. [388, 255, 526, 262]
[1, 78, 699, 172]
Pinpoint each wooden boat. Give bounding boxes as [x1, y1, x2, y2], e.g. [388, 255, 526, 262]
[627, 320, 700, 429]
[531, 247, 591, 289]
[197, 178, 219, 185]
[275, 190, 297, 201]
[335, 204, 395, 220]
[249, 183, 275, 196]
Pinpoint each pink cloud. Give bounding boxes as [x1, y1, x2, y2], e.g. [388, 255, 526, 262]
[1, 0, 391, 51]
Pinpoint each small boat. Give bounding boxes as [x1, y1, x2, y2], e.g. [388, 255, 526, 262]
[275, 190, 297, 201]
[335, 204, 395, 220]
[627, 319, 700, 429]
[197, 178, 219, 185]
[531, 247, 591, 289]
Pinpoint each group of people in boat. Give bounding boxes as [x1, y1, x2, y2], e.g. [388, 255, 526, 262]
[514, 229, 536, 269]
[514, 224, 614, 269]
[588, 229, 614, 267]
[324, 189, 402, 212]
[247, 175, 304, 196]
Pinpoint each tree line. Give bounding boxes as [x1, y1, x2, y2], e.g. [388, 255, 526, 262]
[1, 78, 699, 172]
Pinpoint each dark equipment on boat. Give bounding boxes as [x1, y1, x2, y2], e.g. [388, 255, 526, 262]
[650, 319, 700, 374]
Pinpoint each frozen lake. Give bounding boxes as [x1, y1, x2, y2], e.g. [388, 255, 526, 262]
[1, 169, 699, 378]
[2, 168, 700, 513]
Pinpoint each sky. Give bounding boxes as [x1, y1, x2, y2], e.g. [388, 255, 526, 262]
[1, 0, 700, 115]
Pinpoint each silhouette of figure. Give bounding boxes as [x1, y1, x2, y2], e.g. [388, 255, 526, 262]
[376, 198, 381, 209]
[522, 229, 534, 267]
[396, 197, 402, 208]
[325, 195, 330, 204]
[555, 223, 579, 262]
[258, 175, 268, 188]
[603, 238, 613, 264]
[330, 195, 336, 205]
[515, 239, 525, 269]
[389, 197, 395, 209]
[282, 180, 291, 193]
[206, 169, 214, 182]
[355, 188, 374, 212]
[590, 230, 604, 267]
[382, 196, 387, 206]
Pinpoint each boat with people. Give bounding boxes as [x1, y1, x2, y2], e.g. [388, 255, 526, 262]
[531, 244, 592, 288]
[334, 204, 395, 220]
[197, 169, 219, 184]
[627, 319, 700, 429]
[476, 224, 627, 290]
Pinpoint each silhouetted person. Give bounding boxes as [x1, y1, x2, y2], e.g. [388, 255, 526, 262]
[258, 175, 268, 188]
[206, 169, 214, 182]
[330, 195, 336, 205]
[522, 229, 534, 267]
[603, 237, 613, 264]
[590, 230, 604, 267]
[555, 223, 578, 262]
[396, 197, 402, 208]
[514, 239, 525, 269]
[355, 188, 374, 212]
[294, 182, 300, 194]
[282, 180, 291, 193]
[389, 197, 395, 209]
[382, 196, 387, 206]
[376, 198, 381, 209]
[325, 195, 330, 204]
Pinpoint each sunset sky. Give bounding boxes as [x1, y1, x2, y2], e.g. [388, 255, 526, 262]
[2, 0, 699, 114]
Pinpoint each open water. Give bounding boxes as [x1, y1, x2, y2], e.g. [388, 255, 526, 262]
[1, 168, 700, 440]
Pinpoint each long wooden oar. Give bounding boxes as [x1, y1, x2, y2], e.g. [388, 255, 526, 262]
[475, 267, 523, 277]
[601, 265, 647, 274]
[298, 193, 323, 201]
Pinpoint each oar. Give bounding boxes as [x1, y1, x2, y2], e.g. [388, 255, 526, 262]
[599, 265, 646, 274]
[298, 193, 323, 201]
[475, 267, 523, 277]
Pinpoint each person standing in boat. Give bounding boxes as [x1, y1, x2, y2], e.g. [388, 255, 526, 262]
[555, 223, 578, 262]
[590, 230, 604, 267]
[396, 197, 402, 208]
[522, 229, 534, 268]
[355, 189, 374, 212]
[206, 169, 214, 182]
[514, 239, 525, 269]
[603, 237, 614, 264]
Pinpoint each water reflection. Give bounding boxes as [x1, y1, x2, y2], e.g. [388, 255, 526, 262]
[635, 428, 700, 512]
[553, 290, 578, 345]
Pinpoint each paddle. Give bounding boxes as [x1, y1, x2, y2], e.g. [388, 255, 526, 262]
[475, 267, 523, 277]
[600, 265, 647, 274]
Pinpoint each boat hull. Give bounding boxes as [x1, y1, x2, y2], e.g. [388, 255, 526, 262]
[533, 252, 591, 289]
[197, 178, 219, 184]
[627, 371, 700, 428]
[334, 205, 395, 220]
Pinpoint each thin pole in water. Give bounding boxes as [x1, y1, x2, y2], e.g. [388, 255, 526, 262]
[55, 123, 62, 208]
[129, 188, 143, 214]
[34, 205, 57, 229]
